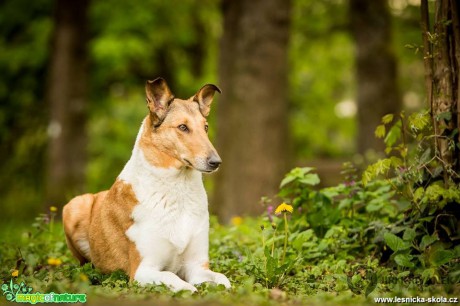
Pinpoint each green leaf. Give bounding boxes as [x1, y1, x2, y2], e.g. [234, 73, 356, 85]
[419, 148, 432, 163]
[437, 111, 452, 121]
[420, 235, 438, 249]
[362, 159, 392, 186]
[366, 200, 383, 213]
[384, 232, 410, 252]
[429, 249, 454, 267]
[390, 156, 403, 167]
[280, 175, 296, 188]
[338, 198, 352, 210]
[397, 271, 410, 278]
[374, 159, 392, 176]
[365, 272, 378, 297]
[299, 167, 315, 174]
[375, 124, 386, 138]
[292, 230, 314, 250]
[384, 122, 401, 147]
[409, 110, 430, 131]
[299, 173, 320, 186]
[454, 245, 460, 258]
[394, 254, 415, 268]
[362, 169, 372, 186]
[421, 268, 439, 284]
[414, 187, 424, 202]
[418, 216, 434, 222]
[403, 228, 416, 241]
[425, 183, 445, 203]
[382, 114, 394, 124]
[351, 274, 361, 286]
[279, 167, 317, 187]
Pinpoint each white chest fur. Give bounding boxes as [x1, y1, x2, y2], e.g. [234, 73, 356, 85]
[119, 123, 209, 272]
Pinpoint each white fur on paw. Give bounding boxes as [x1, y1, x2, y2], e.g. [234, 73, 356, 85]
[189, 271, 231, 289]
[212, 272, 231, 288]
[135, 270, 197, 292]
[168, 281, 197, 292]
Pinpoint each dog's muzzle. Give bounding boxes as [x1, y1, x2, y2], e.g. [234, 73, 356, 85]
[206, 154, 222, 171]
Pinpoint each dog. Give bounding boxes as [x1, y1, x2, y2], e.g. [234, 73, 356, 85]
[63, 78, 230, 292]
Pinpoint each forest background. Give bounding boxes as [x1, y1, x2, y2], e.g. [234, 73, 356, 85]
[2, 0, 460, 304]
[0, 0, 423, 222]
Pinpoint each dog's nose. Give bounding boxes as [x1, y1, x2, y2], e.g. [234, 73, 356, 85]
[207, 155, 222, 169]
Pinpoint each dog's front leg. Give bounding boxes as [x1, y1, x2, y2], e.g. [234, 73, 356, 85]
[182, 230, 231, 288]
[132, 240, 197, 292]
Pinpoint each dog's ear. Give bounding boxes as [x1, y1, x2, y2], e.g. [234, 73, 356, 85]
[192, 84, 221, 117]
[145, 78, 174, 126]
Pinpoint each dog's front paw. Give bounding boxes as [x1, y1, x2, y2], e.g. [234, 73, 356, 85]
[189, 270, 231, 289]
[168, 281, 197, 293]
[211, 272, 231, 288]
[136, 270, 197, 293]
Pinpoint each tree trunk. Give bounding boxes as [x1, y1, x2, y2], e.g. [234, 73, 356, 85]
[46, 0, 90, 206]
[349, 0, 402, 155]
[421, 0, 460, 180]
[452, 0, 460, 169]
[213, 0, 291, 222]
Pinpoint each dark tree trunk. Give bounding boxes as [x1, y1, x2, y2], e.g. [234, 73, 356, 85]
[421, 0, 460, 181]
[349, 0, 402, 155]
[213, 0, 291, 222]
[46, 0, 90, 206]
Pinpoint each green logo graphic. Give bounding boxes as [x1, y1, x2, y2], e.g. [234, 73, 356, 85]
[1, 279, 86, 304]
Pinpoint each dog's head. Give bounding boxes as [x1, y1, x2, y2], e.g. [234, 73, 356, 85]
[140, 77, 221, 173]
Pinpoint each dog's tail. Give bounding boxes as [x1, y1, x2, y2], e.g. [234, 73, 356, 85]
[63, 193, 96, 265]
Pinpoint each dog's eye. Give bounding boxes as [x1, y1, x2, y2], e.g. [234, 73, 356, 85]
[204, 125, 209, 133]
[178, 124, 189, 132]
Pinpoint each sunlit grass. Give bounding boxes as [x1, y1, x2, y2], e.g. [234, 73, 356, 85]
[0, 211, 457, 306]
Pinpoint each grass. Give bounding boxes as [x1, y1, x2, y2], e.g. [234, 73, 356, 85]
[0, 209, 458, 306]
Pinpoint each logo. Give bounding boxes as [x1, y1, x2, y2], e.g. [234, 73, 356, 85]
[1, 279, 86, 304]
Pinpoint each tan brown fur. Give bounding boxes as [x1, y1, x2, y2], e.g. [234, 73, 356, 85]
[138, 114, 181, 168]
[139, 99, 213, 170]
[63, 180, 140, 279]
[88, 180, 140, 275]
[63, 192, 107, 264]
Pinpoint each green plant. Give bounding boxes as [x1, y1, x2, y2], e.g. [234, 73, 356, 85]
[364, 110, 460, 284]
[246, 203, 297, 289]
[278, 166, 403, 258]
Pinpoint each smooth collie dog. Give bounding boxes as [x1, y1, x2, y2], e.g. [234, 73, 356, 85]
[63, 78, 230, 292]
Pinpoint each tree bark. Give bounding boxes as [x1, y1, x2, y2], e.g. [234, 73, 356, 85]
[433, 0, 454, 172]
[213, 0, 291, 222]
[46, 0, 90, 206]
[452, 0, 460, 165]
[349, 0, 402, 155]
[426, 0, 459, 180]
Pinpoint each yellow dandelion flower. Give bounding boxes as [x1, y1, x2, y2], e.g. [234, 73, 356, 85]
[11, 270, 19, 277]
[231, 216, 243, 226]
[47, 258, 62, 266]
[50, 206, 58, 212]
[275, 203, 293, 214]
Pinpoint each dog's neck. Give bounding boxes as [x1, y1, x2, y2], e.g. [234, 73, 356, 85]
[119, 117, 202, 183]
[118, 118, 207, 217]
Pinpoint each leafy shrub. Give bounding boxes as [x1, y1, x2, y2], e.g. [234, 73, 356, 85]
[364, 110, 460, 284]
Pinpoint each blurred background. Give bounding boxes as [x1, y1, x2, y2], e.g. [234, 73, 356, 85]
[0, 0, 424, 223]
